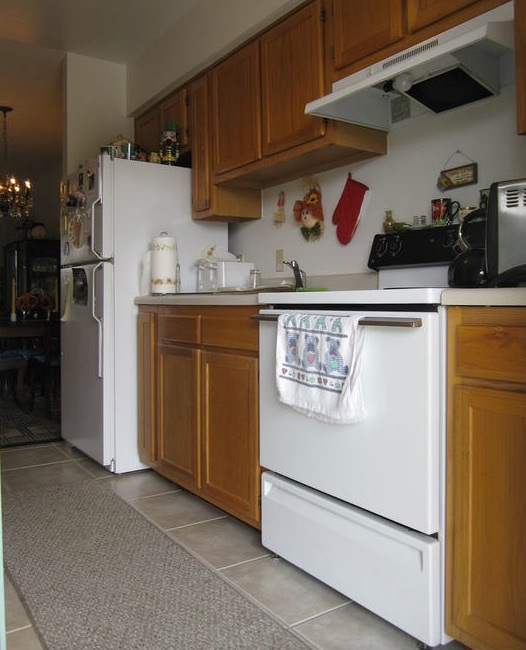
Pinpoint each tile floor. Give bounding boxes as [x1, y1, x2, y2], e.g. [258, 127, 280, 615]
[1, 442, 469, 650]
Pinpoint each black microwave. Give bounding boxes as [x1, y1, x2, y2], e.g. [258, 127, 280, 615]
[486, 178, 526, 287]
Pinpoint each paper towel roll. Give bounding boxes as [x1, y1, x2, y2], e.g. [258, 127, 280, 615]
[150, 233, 178, 294]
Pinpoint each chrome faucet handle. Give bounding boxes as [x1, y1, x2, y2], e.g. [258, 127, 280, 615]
[284, 260, 305, 289]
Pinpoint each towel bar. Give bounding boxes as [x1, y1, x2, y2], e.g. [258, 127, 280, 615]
[251, 314, 422, 328]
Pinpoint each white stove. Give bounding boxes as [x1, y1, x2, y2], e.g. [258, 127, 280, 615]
[256, 280, 451, 647]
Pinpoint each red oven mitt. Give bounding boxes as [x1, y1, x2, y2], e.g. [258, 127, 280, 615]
[332, 173, 369, 245]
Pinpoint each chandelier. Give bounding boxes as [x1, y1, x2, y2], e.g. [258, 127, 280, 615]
[0, 106, 33, 219]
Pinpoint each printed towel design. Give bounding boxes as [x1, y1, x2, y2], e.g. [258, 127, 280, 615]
[276, 313, 366, 424]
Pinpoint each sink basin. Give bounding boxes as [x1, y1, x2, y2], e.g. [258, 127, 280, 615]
[215, 283, 296, 294]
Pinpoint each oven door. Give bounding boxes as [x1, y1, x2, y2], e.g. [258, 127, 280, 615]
[259, 307, 445, 535]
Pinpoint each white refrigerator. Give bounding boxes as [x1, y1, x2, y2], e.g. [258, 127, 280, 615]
[60, 154, 228, 472]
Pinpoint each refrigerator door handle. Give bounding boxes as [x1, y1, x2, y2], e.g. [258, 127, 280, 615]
[91, 197, 103, 260]
[92, 263, 103, 378]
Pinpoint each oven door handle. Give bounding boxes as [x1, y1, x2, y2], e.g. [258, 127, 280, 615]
[251, 314, 422, 328]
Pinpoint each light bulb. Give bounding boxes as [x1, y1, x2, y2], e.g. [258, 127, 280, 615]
[393, 73, 413, 93]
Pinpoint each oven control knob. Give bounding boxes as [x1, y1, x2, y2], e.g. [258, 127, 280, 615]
[372, 236, 388, 259]
[388, 235, 402, 257]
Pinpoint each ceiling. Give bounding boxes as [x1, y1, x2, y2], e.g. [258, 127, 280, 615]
[0, 0, 199, 183]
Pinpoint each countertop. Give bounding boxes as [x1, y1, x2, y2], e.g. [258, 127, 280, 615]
[135, 287, 526, 308]
[135, 293, 260, 306]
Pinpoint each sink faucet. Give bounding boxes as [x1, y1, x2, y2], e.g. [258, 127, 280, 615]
[284, 260, 307, 289]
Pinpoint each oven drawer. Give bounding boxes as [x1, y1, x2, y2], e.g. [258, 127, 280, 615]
[262, 471, 441, 647]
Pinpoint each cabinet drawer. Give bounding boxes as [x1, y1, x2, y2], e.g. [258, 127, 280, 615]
[158, 314, 200, 344]
[202, 313, 258, 351]
[457, 325, 526, 383]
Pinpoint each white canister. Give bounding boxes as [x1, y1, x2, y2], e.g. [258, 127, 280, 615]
[150, 232, 179, 294]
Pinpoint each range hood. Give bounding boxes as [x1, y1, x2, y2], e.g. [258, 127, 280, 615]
[306, 2, 514, 131]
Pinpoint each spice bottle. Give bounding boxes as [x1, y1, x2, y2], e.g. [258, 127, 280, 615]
[160, 123, 179, 166]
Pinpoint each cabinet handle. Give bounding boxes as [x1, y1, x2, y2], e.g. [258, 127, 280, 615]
[252, 314, 422, 328]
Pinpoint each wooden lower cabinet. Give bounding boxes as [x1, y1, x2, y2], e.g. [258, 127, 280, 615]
[138, 310, 157, 465]
[157, 341, 201, 492]
[200, 349, 259, 525]
[446, 306, 526, 650]
[137, 304, 261, 528]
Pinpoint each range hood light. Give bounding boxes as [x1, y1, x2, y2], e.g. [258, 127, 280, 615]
[392, 73, 413, 93]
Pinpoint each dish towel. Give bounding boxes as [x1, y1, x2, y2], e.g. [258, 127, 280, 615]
[276, 313, 366, 424]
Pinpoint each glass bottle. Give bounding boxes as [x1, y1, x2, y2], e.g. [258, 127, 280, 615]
[383, 210, 395, 233]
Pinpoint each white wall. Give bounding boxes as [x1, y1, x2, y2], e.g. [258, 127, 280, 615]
[127, 0, 304, 114]
[228, 87, 526, 282]
[64, 54, 134, 175]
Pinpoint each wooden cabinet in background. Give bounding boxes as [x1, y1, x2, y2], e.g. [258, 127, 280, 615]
[446, 306, 526, 650]
[135, 108, 161, 156]
[211, 40, 261, 174]
[260, 0, 325, 157]
[137, 304, 261, 528]
[327, 0, 509, 84]
[406, 0, 481, 32]
[330, 0, 404, 75]
[160, 87, 189, 154]
[516, 0, 526, 134]
[138, 309, 157, 466]
[212, 0, 386, 188]
[188, 74, 261, 220]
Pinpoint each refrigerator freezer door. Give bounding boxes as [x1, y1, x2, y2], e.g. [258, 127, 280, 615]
[60, 262, 114, 468]
[61, 155, 113, 266]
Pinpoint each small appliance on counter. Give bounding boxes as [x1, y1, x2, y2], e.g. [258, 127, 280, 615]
[448, 208, 487, 288]
[486, 177, 526, 286]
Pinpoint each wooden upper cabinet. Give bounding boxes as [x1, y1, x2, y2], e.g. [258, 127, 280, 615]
[160, 87, 189, 152]
[331, 0, 404, 72]
[406, 0, 480, 33]
[187, 74, 211, 215]
[135, 108, 161, 155]
[261, 0, 326, 157]
[188, 73, 261, 220]
[516, 0, 526, 135]
[211, 41, 261, 174]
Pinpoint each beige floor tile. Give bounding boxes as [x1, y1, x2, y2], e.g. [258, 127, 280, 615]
[4, 575, 31, 632]
[50, 441, 85, 459]
[221, 555, 349, 626]
[75, 457, 113, 478]
[6, 625, 44, 650]
[293, 602, 420, 650]
[109, 469, 179, 501]
[168, 517, 269, 568]
[1, 460, 92, 492]
[0, 444, 70, 470]
[130, 489, 227, 530]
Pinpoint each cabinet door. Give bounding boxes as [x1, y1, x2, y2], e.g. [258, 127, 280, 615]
[447, 386, 526, 650]
[137, 310, 156, 465]
[135, 107, 160, 155]
[261, 0, 325, 157]
[188, 75, 211, 215]
[331, 0, 404, 71]
[200, 349, 260, 527]
[157, 342, 201, 491]
[160, 87, 189, 151]
[406, 0, 479, 33]
[516, 0, 526, 134]
[211, 40, 261, 174]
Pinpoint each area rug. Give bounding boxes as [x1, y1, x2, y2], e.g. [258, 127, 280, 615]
[2, 480, 310, 650]
[0, 393, 61, 448]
